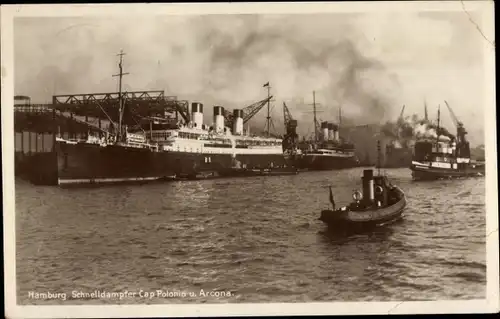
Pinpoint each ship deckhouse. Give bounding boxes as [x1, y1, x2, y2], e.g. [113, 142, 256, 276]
[143, 104, 283, 155]
[412, 138, 470, 170]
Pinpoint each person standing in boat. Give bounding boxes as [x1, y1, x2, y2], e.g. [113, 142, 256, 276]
[375, 185, 384, 207]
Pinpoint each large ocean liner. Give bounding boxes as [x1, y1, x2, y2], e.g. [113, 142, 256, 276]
[297, 91, 358, 170]
[54, 52, 299, 185]
[410, 101, 485, 180]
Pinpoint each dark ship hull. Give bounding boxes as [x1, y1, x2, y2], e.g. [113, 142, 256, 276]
[410, 162, 485, 181]
[319, 187, 406, 230]
[57, 141, 177, 185]
[382, 147, 413, 168]
[319, 169, 406, 233]
[55, 141, 298, 185]
[319, 206, 405, 231]
[298, 154, 358, 171]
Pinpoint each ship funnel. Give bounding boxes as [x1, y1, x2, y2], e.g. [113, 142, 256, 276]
[328, 123, 335, 141]
[233, 109, 244, 135]
[191, 102, 204, 128]
[321, 122, 329, 141]
[362, 169, 375, 206]
[213, 106, 225, 132]
[333, 124, 340, 142]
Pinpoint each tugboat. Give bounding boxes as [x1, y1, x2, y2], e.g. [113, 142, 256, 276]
[318, 142, 406, 230]
[410, 102, 485, 180]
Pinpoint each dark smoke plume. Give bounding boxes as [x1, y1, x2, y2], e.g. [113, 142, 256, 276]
[381, 112, 457, 148]
[192, 15, 398, 129]
[16, 15, 400, 137]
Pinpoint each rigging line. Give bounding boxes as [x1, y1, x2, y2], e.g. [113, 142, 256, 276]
[131, 115, 146, 134]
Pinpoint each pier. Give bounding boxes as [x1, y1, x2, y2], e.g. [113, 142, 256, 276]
[13, 91, 190, 185]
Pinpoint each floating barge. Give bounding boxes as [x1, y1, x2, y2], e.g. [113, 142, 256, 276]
[169, 166, 300, 181]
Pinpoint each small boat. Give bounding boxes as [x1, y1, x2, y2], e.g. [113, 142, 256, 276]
[169, 171, 217, 181]
[219, 166, 299, 177]
[319, 168, 406, 230]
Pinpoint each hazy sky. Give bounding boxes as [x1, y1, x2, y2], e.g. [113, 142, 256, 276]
[14, 11, 489, 145]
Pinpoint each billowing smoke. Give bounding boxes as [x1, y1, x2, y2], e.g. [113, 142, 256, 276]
[414, 122, 455, 141]
[381, 112, 456, 148]
[15, 14, 400, 136]
[191, 14, 399, 129]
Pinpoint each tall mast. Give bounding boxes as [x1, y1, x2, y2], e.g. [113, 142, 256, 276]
[313, 91, 317, 142]
[424, 99, 428, 121]
[266, 82, 271, 137]
[436, 104, 441, 144]
[377, 140, 381, 176]
[338, 105, 342, 126]
[112, 50, 129, 141]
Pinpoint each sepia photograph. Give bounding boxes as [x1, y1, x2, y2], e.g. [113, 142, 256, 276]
[1, 1, 498, 318]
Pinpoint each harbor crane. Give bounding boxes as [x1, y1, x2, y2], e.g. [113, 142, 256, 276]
[283, 101, 294, 131]
[282, 102, 299, 155]
[444, 100, 467, 143]
[222, 96, 273, 128]
[398, 105, 405, 122]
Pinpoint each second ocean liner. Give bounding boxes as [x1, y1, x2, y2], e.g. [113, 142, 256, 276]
[297, 91, 358, 171]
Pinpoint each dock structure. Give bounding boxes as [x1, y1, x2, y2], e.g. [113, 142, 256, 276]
[14, 90, 190, 185]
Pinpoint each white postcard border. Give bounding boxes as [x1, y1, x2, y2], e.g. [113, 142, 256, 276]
[1, 1, 498, 318]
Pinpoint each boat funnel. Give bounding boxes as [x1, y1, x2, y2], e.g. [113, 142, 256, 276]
[333, 124, 340, 142]
[233, 109, 244, 135]
[191, 102, 204, 128]
[213, 106, 225, 132]
[328, 123, 335, 141]
[362, 169, 375, 205]
[321, 122, 329, 141]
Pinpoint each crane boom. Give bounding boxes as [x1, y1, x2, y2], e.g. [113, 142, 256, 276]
[444, 100, 468, 145]
[283, 102, 293, 130]
[223, 96, 273, 127]
[282, 101, 299, 155]
[398, 105, 405, 122]
[444, 100, 462, 127]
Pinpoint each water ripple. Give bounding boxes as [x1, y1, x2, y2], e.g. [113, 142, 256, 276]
[15, 168, 486, 304]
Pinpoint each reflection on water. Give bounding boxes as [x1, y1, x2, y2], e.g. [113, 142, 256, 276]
[15, 168, 486, 304]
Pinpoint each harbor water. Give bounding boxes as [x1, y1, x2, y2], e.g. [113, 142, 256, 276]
[15, 167, 486, 304]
